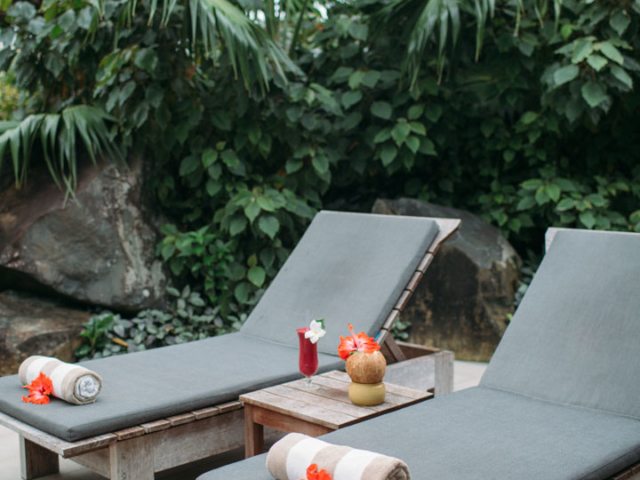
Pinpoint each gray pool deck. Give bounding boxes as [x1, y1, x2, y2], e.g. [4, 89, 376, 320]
[0, 360, 487, 480]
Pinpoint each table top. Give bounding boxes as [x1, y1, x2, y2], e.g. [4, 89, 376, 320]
[239, 370, 433, 430]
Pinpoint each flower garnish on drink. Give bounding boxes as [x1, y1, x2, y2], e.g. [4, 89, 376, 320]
[298, 318, 326, 390]
[338, 323, 381, 360]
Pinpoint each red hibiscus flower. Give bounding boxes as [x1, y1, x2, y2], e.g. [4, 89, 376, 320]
[22, 373, 53, 405]
[338, 323, 381, 360]
[302, 464, 332, 480]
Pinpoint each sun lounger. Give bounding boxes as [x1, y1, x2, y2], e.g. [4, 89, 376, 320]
[197, 227, 640, 480]
[0, 211, 459, 479]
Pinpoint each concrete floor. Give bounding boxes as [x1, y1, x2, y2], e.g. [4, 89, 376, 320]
[0, 361, 487, 480]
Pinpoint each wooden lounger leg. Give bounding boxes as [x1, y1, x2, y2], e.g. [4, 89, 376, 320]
[19, 436, 59, 480]
[109, 435, 154, 480]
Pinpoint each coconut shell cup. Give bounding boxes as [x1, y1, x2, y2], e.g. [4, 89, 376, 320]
[345, 350, 386, 384]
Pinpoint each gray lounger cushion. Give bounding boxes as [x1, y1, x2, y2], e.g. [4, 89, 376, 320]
[241, 211, 439, 355]
[0, 211, 440, 441]
[481, 230, 640, 420]
[197, 387, 640, 480]
[198, 228, 640, 480]
[0, 333, 344, 441]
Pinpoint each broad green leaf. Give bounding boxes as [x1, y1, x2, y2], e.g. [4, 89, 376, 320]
[547, 184, 561, 202]
[259, 215, 279, 239]
[522, 179, 543, 190]
[610, 10, 630, 36]
[341, 90, 362, 109]
[234, 282, 251, 304]
[535, 187, 550, 205]
[572, 38, 594, 64]
[503, 150, 515, 162]
[230, 216, 248, 236]
[419, 137, 436, 156]
[610, 66, 633, 88]
[581, 81, 607, 108]
[286, 105, 303, 122]
[312, 155, 329, 174]
[598, 41, 624, 65]
[221, 149, 240, 168]
[119, 81, 136, 107]
[424, 104, 443, 123]
[408, 104, 425, 120]
[520, 111, 539, 124]
[206, 180, 221, 197]
[585, 193, 607, 207]
[579, 211, 596, 229]
[349, 70, 366, 90]
[348, 23, 368, 41]
[361, 70, 381, 88]
[373, 128, 391, 144]
[343, 112, 362, 130]
[371, 102, 392, 120]
[554, 65, 579, 86]
[380, 144, 398, 166]
[409, 122, 426, 136]
[586, 54, 608, 72]
[517, 196, 536, 211]
[286, 159, 303, 174]
[43, 53, 64, 78]
[134, 48, 158, 74]
[301, 113, 316, 130]
[555, 198, 575, 211]
[244, 201, 261, 223]
[405, 136, 420, 154]
[247, 266, 266, 287]
[211, 111, 231, 131]
[145, 84, 164, 108]
[202, 148, 218, 168]
[257, 196, 275, 212]
[391, 121, 411, 146]
[179, 155, 200, 176]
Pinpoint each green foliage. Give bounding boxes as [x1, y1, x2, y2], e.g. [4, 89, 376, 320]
[0, 73, 19, 120]
[75, 287, 244, 360]
[3, 0, 640, 341]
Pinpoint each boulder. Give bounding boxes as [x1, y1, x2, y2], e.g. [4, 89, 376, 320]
[0, 291, 91, 376]
[0, 158, 168, 312]
[373, 198, 521, 361]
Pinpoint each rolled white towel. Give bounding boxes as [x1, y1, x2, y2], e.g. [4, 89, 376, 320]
[266, 433, 410, 480]
[19, 356, 102, 405]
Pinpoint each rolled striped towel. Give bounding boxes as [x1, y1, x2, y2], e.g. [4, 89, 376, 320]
[19, 356, 102, 405]
[266, 433, 410, 480]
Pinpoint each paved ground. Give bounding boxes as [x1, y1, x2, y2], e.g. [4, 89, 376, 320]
[0, 360, 487, 479]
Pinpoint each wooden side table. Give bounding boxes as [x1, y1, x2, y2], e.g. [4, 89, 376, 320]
[240, 370, 433, 457]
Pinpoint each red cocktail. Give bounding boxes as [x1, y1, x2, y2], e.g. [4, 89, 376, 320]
[297, 327, 319, 389]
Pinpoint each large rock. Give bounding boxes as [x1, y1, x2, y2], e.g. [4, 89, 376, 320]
[373, 198, 521, 361]
[0, 158, 167, 312]
[0, 291, 91, 376]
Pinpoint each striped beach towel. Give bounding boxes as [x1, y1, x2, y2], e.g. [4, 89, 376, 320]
[19, 356, 103, 405]
[266, 433, 410, 480]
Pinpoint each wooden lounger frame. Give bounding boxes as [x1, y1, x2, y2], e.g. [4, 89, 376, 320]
[0, 216, 460, 480]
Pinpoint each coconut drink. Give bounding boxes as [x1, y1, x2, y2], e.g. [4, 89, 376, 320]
[338, 324, 387, 406]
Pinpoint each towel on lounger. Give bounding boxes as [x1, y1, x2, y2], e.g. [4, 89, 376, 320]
[266, 433, 410, 480]
[19, 356, 102, 405]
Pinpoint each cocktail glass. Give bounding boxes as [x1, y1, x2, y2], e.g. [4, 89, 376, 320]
[297, 327, 319, 390]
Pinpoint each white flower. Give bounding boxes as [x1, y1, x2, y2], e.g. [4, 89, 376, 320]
[304, 319, 326, 344]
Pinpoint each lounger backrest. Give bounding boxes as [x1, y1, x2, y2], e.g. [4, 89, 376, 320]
[481, 229, 640, 419]
[240, 211, 440, 355]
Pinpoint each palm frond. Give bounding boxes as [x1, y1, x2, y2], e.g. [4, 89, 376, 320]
[0, 106, 121, 191]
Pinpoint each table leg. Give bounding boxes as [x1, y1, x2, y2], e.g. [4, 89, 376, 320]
[244, 404, 264, 458]
[19, 436, 59, 480]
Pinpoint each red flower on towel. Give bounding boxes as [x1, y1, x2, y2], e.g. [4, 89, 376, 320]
[302, 464, 332, 480]
[22, 373, 53, 405]
[338, 323, 381, 360]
